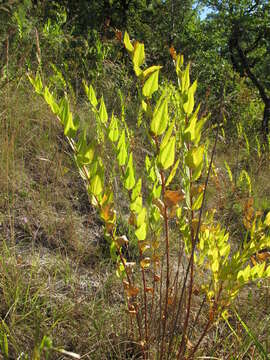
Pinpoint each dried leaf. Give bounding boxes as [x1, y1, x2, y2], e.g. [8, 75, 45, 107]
[256, 251, 270, 262]
[115, 235, 129, 247]
[169, 46, 177, 60]
[164, 190, 185, 208]
[140, 257, 151, 269]
[126, 286, 139, 297]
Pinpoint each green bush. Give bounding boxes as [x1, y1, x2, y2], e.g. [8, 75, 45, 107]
[29, 33, 270, 359]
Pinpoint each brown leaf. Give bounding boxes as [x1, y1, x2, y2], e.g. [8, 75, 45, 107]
[126, 286, 139, 297]
[169, 46, 177, 60]
[256, 251, 270, 262]
[140, 257, 151, 269]
[115, 235, 129, 247]
[164, 190, 185, 208]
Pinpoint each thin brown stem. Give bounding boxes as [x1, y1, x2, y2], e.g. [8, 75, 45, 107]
[160, 170, 170, 359]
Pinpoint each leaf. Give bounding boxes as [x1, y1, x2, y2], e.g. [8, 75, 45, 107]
[44, 86, 59, 114]
[131, 179, 142, 201]
[108, 113, 119, 142]
[143, 70, 159, 98]
[181, 62, 190, 93]
[58, 98, 78, 137]
[264, 212, 270, 226]
[137, 207, 147, 227]
[183, 80, 197, 115]
[135, 223, 147, 240]
[183, 104, 200, 142]
[115, 235, 129, 247]
[99, 97, 108, 123]
[160, 121, 175, 150]
[143, 66, 162, 79]
[84, 82, 98, 108]
[91, 174, 103, 196]
[140, 257, 151, 269]
[126, 286, 139, 297]
[123, 31, 134, 54]
[130, 196, 143, 213]
[185, 146, 204, 170]
[192, 192, 204, 211]
[133, 41, 145, 67]
[151, 98, 168, 136]
[124, 153, 136, 190]
[165, 159, 180, 186]
[117, 130, 128, 166]
[159, 136, 175, 170]
[164, 190, 184, 208]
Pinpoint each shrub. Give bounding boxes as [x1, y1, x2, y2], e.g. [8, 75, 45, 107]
[29, 33, 270, 359]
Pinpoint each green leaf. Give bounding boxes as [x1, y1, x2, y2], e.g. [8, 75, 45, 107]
[131, 196, 143, 213]
[87, 84, 98, 108]
[159, 136, 175, 170]
[58, 98, 78, 137]
[124, 153, 136, 190]
[123, 32, 134, 54]
[137, 207, 147, 227]
[151, 98, 168, 136]
[135, 223, 147, 240]
[108, 113, 119, 142]
[183, 80, 197, 115]
[160, 121, 175, 150]
[91, 173, 103, 196]
[143, 66, 162, 79]
[142, 70, 159, 98]
[166, 159, 180, 187]
[184, 104, 200, 142]
[99, 97, 108, 123]
[185, 146, 204, 170]
[181, 62, 190, 93]
[192, 192, 204, 211]
[264, 212, 270, 226]
[28, 72, 43, 95]
[131, 179, 142, 201]
[133, 41, 145, 67]
[44, 87, 59, 114]
[117, 130, 128, 166]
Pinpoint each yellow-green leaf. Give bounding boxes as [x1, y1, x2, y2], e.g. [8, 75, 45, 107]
[143, 70, 159, 98]
[123, 32, 134, 53]
[99, 97, 108, 123]
[159, 136, 175, 170]
[183, 80, 197, 115]
[124, 153, 136, 190]
[143, 65, 162, 79]
[185, 146, 204, 170]
[135, 223, 147, 240]
[166, 159, 180, 186]
[91, 174, 103, 196]
[151, 98, 168, 136]
[108, 113, 119, 142]
[133, 41, 145, 67]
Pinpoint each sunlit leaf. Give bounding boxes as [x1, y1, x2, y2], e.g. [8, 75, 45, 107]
[164, 190, 184, 208]
[151, 98, 168, 136]
[108, 113, 119, 142]
[135, 223, 147, 240]
[143, 70, 159, 98]
[159, 136, 175, 169]
[99, 97, 108, 123]
[123, 31, 134, 54]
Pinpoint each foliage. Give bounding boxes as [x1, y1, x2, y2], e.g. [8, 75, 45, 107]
[29, 33, 270, 359]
